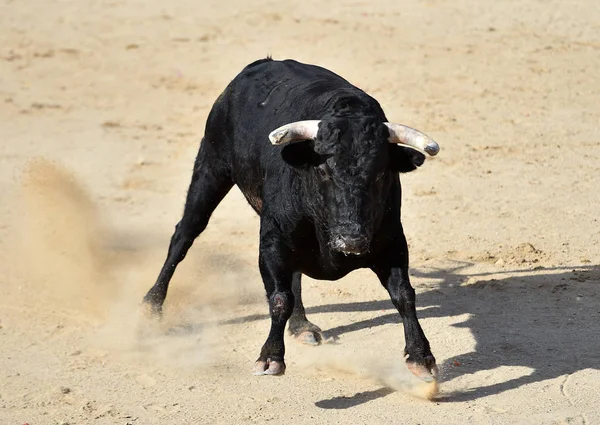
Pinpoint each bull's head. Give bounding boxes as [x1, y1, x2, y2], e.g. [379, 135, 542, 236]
[269, 118, 439, 256]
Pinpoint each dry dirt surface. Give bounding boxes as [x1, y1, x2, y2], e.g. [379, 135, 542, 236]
[1, 0, 600, 424]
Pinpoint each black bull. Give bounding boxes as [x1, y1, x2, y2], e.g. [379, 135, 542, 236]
[143, 58, 440, 381]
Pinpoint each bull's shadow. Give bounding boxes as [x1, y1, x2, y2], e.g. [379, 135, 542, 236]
[199, 262, 600, 402]
[307, 263, 600, 402]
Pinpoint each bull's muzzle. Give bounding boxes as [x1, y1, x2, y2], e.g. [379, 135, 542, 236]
[330, 233, 370, 256]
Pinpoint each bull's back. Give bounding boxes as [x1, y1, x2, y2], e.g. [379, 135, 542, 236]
[227, 58, 355, 142]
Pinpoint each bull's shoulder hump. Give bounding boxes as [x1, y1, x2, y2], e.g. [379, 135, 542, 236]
[238, 58, 350, 86]
[243, 57, 274, 71]
[280, 59, 352, 84]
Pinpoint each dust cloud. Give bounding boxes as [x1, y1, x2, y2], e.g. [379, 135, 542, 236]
[296, 344, 441, 400]
[7, 159, 257, 368]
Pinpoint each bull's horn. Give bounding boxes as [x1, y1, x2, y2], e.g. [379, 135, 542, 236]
[269, 120, 321, 145]
[385, 123, 440, 156]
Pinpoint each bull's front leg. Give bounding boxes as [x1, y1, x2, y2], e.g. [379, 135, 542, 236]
[372, 234, 438, 382]
[252, 218, 294, 376]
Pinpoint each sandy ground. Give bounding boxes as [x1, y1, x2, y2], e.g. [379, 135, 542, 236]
[1, 0, 600, 423]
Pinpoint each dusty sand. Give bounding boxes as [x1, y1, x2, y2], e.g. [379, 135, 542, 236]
[1, 0, 599, 424]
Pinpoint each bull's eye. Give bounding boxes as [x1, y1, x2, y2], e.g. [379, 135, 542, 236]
[317, 164, 330, 180]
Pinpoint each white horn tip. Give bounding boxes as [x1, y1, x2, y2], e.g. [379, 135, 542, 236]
[424, 142, 440, 156]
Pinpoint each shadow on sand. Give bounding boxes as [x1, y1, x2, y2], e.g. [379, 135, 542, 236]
[317, 263, 600, 407]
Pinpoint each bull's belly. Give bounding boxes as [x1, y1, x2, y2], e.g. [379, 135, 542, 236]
[298, 252, 373, 281]
[300, 267, 357, 281]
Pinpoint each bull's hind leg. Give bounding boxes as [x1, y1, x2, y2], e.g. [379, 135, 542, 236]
[142, 139, 232, 315]
[372, 232, 438, 382]
[288, 272, 323, 345]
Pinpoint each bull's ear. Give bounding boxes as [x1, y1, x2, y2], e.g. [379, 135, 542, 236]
[281, 141, 321, 168]
[389, 145, 426, 173]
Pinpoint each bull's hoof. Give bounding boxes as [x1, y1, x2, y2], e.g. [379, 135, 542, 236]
[406, 355, 438, 382]
[140, 300, 163, 319]
[141, 294, 164, 318]
[252, 358, 286, 376]
[289, 320, 322, 346]
[294, 330, 322, 346]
